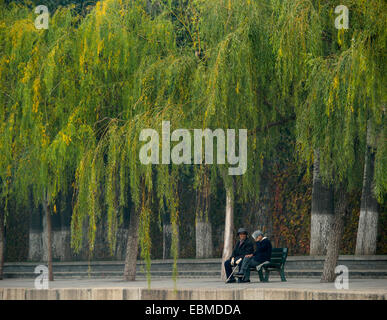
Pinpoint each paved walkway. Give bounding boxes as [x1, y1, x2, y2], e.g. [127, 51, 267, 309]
[1, 277, 386, 291]
[1, 278, 386, 300]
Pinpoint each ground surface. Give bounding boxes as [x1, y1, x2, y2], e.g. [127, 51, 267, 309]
[1, 277, 386, 292]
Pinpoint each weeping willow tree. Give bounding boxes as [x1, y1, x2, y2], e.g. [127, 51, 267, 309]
[0, 2, 94, 280]
[68, 0, 186, 284]
[0, 2, 49, 279]
[0, 1, 34, 280]
[193, 0, 295, 279]
[272, 0, 386, 281]
[0, 2, 50, 279]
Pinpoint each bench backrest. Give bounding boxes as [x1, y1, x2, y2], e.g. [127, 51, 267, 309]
[270, 248, 288, 266]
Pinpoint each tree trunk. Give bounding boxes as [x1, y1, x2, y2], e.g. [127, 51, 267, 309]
[321, 188, 349, 282]
[356, 123, 379, 255]
[310, 150, 334, 255]
[195, 170, 213, 258]
[255, 162, 272, 239]
[42, 198, 54, 281]
[162, 213, 180, 259]
[162, 209, 172, 259]
[0, 208, 4, 280]
[196, 220, 213, 258]
[221, 180, 234, 280]
[123, 208, 140, 281]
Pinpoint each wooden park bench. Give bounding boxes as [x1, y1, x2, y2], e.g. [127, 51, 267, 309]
[250, 248, 288, 282]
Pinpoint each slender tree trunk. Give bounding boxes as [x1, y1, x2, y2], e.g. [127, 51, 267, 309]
[162, 211, 172, 259]
[162, 213, 180, 259]
[195, 170, 213, 258]
[0, 208, 4, 280]
[42, 197, 54, 281]
[356, 123, 379, 255]
[196, 219, 213, 258]
[124, 208, 140, 281]
[321, 188, 349, 282]
[221, 180, 234, 280]
[255, 161, 273, 239]
[310, 150, 334, 255]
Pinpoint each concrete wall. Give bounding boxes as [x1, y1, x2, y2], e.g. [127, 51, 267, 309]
[28, 202, 129, 262]
[0, 287, 386, 300]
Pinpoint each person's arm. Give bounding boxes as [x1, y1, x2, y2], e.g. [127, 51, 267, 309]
[247, 241, 254, 254]
[230, 242, 240, 265]
[244, 241, 254, 257]
[252, 245, 258, 257]
[230, 241, 238, 259]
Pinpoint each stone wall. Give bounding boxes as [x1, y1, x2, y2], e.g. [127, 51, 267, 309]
[1, 287, 386, 300]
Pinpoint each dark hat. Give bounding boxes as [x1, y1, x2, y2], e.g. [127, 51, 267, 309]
[237, 228, 248, 236]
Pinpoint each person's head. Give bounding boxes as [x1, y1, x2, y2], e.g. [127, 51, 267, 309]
[252, 230, 264, 241]
[237, 228, 248, 240]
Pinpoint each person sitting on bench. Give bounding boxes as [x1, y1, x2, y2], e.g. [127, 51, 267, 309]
[224, 228, 254, 283]
[235, 230, 272, 283]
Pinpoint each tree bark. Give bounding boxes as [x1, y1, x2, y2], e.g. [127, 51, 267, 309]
[123, 207, 140, 281]
[162, 222, 172, 259]
[196, 220, 213, 258]
[0, 208, 4, 280]
[42, 197, 54, 281]
[162, 211, 180, 259]
[310, 150, 334, 255]
[321, 188, 349, 282]
[255, 162, 273, 239]
[356, 123, 379, 255]
[221, 180, 234, 280]
[162, 207, 172, 259]
[195, 170, 213, 258]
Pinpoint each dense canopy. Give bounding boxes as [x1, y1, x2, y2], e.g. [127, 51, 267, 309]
[0, 0, 385, 281]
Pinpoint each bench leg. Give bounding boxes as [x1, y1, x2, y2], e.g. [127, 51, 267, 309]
[280, 268, 287, 282]
[263, 269, 270, 282]
[257, 269, 264, 282]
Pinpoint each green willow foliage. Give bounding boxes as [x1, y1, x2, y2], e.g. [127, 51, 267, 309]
[0, 3, 84, 217]
[0, 0, 385, 280]
[273, 0, 386, 197]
